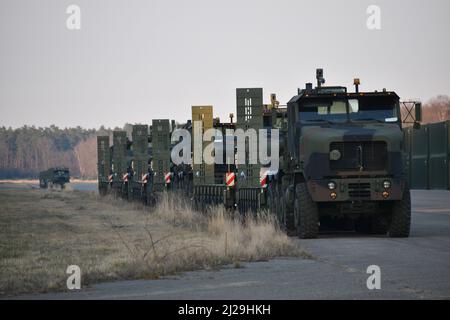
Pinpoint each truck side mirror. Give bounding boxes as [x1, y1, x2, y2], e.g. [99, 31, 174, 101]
[413, 102, 422, 129]
[415, 102, 422, 123]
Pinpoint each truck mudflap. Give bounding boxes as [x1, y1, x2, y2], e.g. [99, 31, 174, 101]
[307, 178, 405, 202]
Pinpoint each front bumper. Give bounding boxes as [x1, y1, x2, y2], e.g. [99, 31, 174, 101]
[307, 178, 405, 202]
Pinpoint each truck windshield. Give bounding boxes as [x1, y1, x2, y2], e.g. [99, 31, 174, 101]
[299, 99, 348, 123]
[299, 96, 398, 124]
[349, 96, 398, 123]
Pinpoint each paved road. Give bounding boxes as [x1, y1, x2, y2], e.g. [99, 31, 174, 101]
[12, 190, 450, 299]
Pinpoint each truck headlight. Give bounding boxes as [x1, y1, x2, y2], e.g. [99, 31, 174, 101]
[383, 180, 391, 189]
[330, 149, 341, 161]
[328, 181, 336, 190]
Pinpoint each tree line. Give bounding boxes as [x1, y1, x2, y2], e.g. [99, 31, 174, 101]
[0, 125, 112, 179]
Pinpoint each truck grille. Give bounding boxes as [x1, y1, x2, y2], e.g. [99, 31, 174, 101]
[348, 182, 371, 198]
[330, 141, 387, 171]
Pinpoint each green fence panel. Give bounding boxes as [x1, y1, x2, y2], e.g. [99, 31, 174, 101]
[428, 121, 449, 189]
[403, 127, 412, 187]
[411, 125, 429, 189]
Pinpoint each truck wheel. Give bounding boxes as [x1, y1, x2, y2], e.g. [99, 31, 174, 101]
[284, 185, 295, 233]
[388, 187, 411, 238]
[294, 183, 319, 239]
[282, 200, 296, 235]
[282, 190, 295, 234]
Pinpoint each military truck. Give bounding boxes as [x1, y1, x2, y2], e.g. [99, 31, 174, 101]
[39, 167, 70, 189]
[266, 69, 422, 238]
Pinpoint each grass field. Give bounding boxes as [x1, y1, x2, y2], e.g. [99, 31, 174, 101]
[0, 188, 302, 296]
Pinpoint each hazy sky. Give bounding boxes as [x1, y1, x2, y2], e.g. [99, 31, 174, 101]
[1, 0, 449, 128]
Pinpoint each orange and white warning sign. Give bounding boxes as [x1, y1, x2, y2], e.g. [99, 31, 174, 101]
[226, 172, 236, 187]
[260, 173, 267, 188]
[165, 172, 171, 184]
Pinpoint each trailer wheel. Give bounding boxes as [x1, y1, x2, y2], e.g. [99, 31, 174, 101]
[294, 183, 319, 239]
[388, 187, 411, 238]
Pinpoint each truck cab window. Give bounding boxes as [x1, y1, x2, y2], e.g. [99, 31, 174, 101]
[299, 99, 348, 123]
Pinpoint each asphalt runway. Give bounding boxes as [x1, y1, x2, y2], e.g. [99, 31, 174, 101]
[11, 190, 450, 300]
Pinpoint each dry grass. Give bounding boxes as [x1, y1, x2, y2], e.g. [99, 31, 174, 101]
[0, 188, 302, 296]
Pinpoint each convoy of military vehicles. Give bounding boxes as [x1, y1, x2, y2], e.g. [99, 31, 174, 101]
[96, 69, 422, 239]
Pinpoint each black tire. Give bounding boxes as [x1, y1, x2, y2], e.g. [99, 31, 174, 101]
[388, 187, 411, 238]
[284, 186, 296, 233]
[294, 183, 319, 239]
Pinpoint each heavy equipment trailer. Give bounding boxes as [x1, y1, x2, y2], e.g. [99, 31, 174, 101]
[97, 69, 421, 239]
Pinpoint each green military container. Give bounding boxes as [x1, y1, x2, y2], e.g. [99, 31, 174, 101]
[131, 125, 149, 200]
[131, 125, 149, 180]
[97, 135, 111, 196]
[192, 106, 215, 185]
[152, 119, 171, 192]
[236, 88, 263, 189]
[235, 88, 265, 213]
[112, 131, 128, 197]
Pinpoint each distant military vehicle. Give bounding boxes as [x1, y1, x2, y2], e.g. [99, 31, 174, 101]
[39, 167, 70, 189]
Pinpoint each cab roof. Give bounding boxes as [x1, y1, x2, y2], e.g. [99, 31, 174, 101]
[288, 88, 400, 104]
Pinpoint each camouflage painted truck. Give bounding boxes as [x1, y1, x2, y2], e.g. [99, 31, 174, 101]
[39, 167, 70, 189]
[266, 69, 422, 238]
